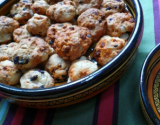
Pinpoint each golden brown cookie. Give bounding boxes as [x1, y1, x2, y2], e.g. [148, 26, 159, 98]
[31, 0, 50, 15]
[69, 60, 98, 81]
[12, 37, 53, 70]
[45, 54, 70, 82]
[73, 0, 103, 15]
[0, 60, 21, 85]
[100, 0, 125, 17]
[13, 25, 32, 43]
[46, 1, 76, 22]
[20, 69, 54, 89]
[46, 23, 72, 46]
[10, 1, 33, 24]
[0, 42, 19, 61]
[0, 16, 19, 43]
[54, 25, 92, 61]
[78, 8, 107, 42]
[27, 14, 51, 36]
[94, 35, 126, 66]
[106, 12, 135, 37]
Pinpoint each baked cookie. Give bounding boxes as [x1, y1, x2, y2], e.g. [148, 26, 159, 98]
[13, 25, 32, 43]
[0, 42, 18, 61]
[54, 25, 92, 61]
[27, 14, 51, 36]
[94, 35, 126, 66]
[46, 23, 72, 46]
[100, 0, 125, 17]
[45, 54, 70, 82]
[12, 37, 53, 69]
[0, 60, 21, 85]
[106, 12, 135, 37]
[20, 69, 54, 89]
[73, 0, 103, 15]
[10, 1, 33, 24]
[69, 60, 98, 81]
[0, 16, 19, 43]
[31, 0, 50, 15]
[46, 1, 76, 22]
[78, 8, 107, 42]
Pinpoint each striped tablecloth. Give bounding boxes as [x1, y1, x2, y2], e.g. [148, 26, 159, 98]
[0, 0, 158, 124]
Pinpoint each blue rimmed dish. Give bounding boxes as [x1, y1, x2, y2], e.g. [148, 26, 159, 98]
[140, 43, 160, 125]
[0, 0, 144, 108]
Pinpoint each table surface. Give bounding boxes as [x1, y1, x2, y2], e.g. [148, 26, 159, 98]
[0, 0, 157, 125]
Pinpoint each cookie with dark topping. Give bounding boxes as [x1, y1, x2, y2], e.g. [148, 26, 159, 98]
[20, 69, 54, 89]
[0, 16, 19, 43]
[106, 12, 135, 37]
[94, 35, 126, 66]
[53, 25, 92, 61]
[78, 8, 107, 42]
[100, 0, 125, 17]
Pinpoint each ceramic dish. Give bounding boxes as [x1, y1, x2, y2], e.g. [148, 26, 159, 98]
[0, 0, 144, 108]
[140, 43, 160, 125]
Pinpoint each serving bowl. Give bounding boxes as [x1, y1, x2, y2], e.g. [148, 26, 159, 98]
[0, 0, 144, 108]
[140, 43, 160, 125]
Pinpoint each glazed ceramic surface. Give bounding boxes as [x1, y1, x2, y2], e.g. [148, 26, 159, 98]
[140, 43, 160, 125]
[0, 0, 144, 108]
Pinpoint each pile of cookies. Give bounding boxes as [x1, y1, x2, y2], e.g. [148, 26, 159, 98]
[0, 0, 135, 89]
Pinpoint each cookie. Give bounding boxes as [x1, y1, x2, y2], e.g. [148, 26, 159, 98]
[78, 8, 107, 42]
[10, 1, 33, 24]
[12, 37, 53, 69]
[13, 25, 32, 43]
[27, 14, 51, 36]
[0, 42, 19, 61]
[0, 60, 21, 85]
[20, 69, 54, 89]
[46, 1, 76, 22]
[69, 60, 98, 81]
[106, 12, 135, 37]
[100, 0, 125, 17]
[0, 16, 19, 43]
[53, 25, 92, 60]
[45, 54, 70, 81]
[94, 35, 126, 66]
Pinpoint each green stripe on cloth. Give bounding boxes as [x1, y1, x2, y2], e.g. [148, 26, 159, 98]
[118, 0, 155, 125]
[0, 100, 10, 124]
[52, 96, 97, 125]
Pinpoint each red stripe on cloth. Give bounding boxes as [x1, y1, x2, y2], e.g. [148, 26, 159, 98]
[97, 84, 115, 125]
[33, 109, 47, 125]
[11, 106, 26, 125]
